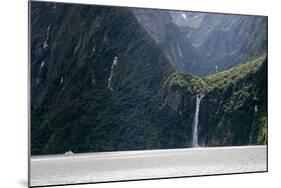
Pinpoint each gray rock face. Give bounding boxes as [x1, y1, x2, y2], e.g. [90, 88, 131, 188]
[134, 9, 267, 76]
[133, 8, 172, 44]
[133, 9, 203, 75]
[192, 15, 266, 58]
[170, 11, 205, 30]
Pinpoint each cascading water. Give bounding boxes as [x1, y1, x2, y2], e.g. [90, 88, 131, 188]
[192, 94, 204, 147]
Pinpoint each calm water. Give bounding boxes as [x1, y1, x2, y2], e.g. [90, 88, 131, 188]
[30, 145, 267, 187]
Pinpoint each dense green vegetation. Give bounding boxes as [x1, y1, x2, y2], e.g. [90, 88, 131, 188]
[31, 2, 174, 154]
[31, 2, 267, 155]
[152, 55, 267, 147]
[203, 55, 268, 145]
[163, 73, 205, 94]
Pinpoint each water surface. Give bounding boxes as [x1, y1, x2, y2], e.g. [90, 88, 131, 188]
[30, 145, 267, 187]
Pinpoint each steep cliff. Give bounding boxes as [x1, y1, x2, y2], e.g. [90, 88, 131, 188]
[134, 9, 205, 75]
[159, 55, 267, 147]
[31, 2, 174, 155]
[134, 9, 267, 76]
[202, 55, 268, 146]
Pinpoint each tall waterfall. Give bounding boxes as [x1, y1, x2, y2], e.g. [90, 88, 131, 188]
[192, 94, 204, 147]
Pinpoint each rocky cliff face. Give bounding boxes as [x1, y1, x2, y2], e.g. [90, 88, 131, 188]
[134, 9, 204, 75]
[133, 9, 173, 44]
[134, 9, 267, 76]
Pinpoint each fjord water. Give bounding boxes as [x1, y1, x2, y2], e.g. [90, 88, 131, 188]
[192, 94, 204, 147]
[30, 145, 267, 187]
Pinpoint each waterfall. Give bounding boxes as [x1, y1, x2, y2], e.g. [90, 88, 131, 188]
[43, 25, 51, 49]
[108, 56, 118, 91]
[192, 94, 204, 147]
